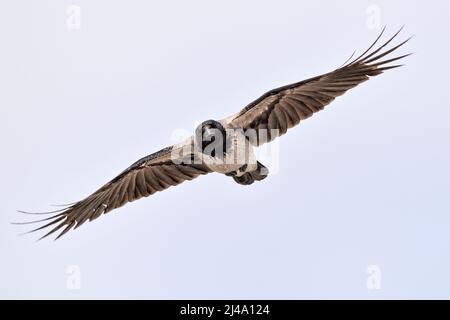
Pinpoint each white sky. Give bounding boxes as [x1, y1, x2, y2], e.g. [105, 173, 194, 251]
[1, 0, 449, 299]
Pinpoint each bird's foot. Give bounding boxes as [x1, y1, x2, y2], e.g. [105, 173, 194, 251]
[251, 161, 269, 181]
[230, 162, 268, 185]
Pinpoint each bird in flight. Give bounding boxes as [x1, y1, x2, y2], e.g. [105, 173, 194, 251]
[17, 27, 411, 240]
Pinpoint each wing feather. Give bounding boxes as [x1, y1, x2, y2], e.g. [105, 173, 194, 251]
[226, 28, 411, 145]
[19, 145, 211, 240]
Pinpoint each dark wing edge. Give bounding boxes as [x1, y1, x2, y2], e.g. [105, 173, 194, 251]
[15, 146, 211, 241]
[227, 26, 412, 145]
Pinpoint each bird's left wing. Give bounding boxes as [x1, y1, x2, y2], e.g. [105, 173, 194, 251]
[223, 28, 411, 146]
[19, 143, 211, 240]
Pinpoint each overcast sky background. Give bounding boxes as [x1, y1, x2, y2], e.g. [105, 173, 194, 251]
[1, 1, 449, 299]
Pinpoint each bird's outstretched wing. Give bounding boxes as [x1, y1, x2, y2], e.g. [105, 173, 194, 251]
[17, 144, 211, 240]
[224, 27, 412, 146]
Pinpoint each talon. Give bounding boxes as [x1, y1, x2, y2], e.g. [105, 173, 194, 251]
[232, 172, 255, 185]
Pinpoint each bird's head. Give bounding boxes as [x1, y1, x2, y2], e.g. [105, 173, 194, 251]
[195, 120, 228, 158]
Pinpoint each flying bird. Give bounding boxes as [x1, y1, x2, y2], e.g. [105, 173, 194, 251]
[17, 27, 411, 240]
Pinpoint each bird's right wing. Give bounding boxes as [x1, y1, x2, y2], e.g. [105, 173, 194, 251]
[18, 142, 211, 240]
[224, 27, 411, 146]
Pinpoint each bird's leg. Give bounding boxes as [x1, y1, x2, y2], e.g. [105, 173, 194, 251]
[232, 172, 255, 185]
[250, 161, 269, 181]
[225, 164, 248, 177]
[229, 162, 268, 185]
[237, 164, 248, 175]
